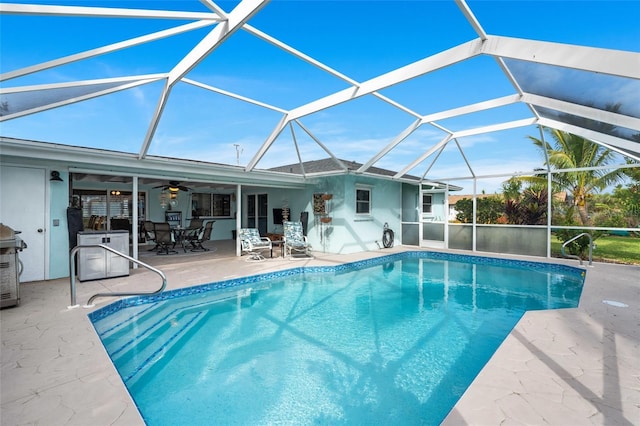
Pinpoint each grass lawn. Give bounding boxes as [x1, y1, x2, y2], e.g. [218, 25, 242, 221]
[551, 235, 640, 265]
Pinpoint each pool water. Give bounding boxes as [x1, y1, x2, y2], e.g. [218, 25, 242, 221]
[90, 252, 585, 425]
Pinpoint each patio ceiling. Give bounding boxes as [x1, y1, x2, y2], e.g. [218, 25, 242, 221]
[1, 0, 639, 184]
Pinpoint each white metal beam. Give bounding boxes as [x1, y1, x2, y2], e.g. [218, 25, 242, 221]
[454, 138, 476, 178]
[454, 0, 487, 40]
[1, 21, 214, 82]
[357, 118, 424, 173]
[287, 39, 484, 120]
[422, 94, 521, 123]
[244, 24, 422, 119]
[243, 24, 358, 86]
[199, 0, 228, 18]
[421, 142, 450, 180]
[482, 35, 640, 79]
[139, 78, 172, 159]
[183, 78, 286, 113]
[452, 118, 537, 138]
[246, 113, 290, 170]
[294, 120, 348, 171]
[288, 123, 306, 177]
[394, 135, 453, 179]
[139, 0, 270, 159]
[0, 3, 223, 20]
[0, 74, 165, 94]
[538, 117, 640, 159]
[522, 93, 640, 132]
[0, 76, 163, 121]
[167, 0, 268, 85]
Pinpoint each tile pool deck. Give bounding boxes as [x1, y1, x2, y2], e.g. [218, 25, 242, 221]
[1, 241, 638, 425]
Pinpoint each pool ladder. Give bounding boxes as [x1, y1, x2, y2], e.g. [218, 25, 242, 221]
[561, 232, 593, 266]
[68, 243, 167, 309]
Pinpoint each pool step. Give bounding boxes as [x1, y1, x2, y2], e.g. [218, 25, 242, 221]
[114, 309, 207, 386]
[101, 289, 255, 386]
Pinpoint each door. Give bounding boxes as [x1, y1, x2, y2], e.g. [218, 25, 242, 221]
[0, 166, 47, 282]
[421, 189, 448, 249]
[246, 193, 268, 235]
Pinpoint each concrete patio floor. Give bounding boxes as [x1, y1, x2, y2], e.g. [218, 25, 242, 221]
[1, 241, 638, 425]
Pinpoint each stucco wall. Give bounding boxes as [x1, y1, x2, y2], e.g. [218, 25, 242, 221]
[303, 175, 403, 255]
[49, 168, 71, 279]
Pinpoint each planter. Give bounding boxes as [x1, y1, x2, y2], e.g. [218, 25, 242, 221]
[320, 216, 332, 223]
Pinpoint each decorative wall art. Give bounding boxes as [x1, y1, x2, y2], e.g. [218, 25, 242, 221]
[313, 193, 327, 215]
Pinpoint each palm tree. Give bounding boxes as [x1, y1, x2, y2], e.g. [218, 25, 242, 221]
[528, 129, 625, 226]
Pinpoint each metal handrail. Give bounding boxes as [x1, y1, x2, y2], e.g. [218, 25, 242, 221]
[561, 232, 593, 266]
[68, 244, 167, 309]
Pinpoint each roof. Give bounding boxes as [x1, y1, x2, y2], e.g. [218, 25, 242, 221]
[269, 157, 415, 179]
[270, 157, 464, 190]
[448, 194, 499, 205]
[1, 0, 638, 191]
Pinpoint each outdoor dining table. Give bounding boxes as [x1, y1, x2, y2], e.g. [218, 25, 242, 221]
[171, 226, 200, 253]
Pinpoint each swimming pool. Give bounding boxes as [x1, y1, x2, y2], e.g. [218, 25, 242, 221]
[90, 251, 585, 425]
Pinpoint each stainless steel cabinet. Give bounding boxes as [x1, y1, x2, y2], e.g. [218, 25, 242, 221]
[77, 231, 129, 281]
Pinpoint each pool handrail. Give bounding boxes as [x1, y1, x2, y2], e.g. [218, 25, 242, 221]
[68, 243, 167, 309]
[561, 232, 593, 266]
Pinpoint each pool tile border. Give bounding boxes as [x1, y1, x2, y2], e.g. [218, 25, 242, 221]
[88, 250, 586, 323]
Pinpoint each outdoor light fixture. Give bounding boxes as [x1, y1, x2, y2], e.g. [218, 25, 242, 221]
[160, 190, 168, 209]
[110, 190, 121, 196]
[169, 191, 178, 207]
[50, 171, 63, 182]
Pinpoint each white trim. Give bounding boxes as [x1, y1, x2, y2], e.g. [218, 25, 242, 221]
[355, 184, 372, 216]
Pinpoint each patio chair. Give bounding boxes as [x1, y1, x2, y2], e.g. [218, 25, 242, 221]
[183, 218, 204, 250]
[189, 220, 215, 252]
[188, 218, 204, 230]
[154, 222, 177, 255]
[283, 221, 313, 259]
[239, 228, 272, 261]
[143, 220, 159, 251]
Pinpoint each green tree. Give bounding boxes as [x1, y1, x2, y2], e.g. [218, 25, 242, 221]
[504, 187, 548, 225]
[455, 196, 504, 224]
[528, 129, 625, 226]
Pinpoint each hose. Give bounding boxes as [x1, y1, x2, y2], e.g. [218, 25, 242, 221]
[382, 222, 394, 248]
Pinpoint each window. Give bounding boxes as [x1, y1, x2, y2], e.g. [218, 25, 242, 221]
[355, 187, 371, 215]
[72, 189, 145, 230]
[423, 194, 433, 214]
[191, 193, 231, 217]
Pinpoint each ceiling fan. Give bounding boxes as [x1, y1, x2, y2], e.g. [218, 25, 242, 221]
[154, 180, 191, 193]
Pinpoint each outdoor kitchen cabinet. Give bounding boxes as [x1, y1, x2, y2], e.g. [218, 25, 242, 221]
[77, 230, 129, 281]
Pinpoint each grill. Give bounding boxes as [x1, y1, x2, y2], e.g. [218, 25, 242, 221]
[1, 225, 27, 308]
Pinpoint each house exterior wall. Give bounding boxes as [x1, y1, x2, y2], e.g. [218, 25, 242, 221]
[1, 156, 70, 280]
[302, 175, 404, 255]
[49, 168, 71, 279]
[1, 154, 411, 279]
[423, 192, 446, 221]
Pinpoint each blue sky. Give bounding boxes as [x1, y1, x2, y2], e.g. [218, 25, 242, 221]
[1, 0, 639, 193]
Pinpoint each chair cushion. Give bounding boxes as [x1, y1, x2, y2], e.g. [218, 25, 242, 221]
[240, 228, 270, 248]
[284, 221, 307, 247]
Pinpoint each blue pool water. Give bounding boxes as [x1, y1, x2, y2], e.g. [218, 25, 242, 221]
[90, 252, 585, 425]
